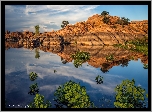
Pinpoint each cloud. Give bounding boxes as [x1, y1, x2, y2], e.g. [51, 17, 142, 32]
[25, 62, 124, 95]
[5, 5, 99, 32]
[5, 68, 16, 75]
[39, 85, 59, 93]
[25, 5, 48, 15]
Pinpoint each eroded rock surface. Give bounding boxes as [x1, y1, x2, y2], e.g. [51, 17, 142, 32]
[5, 14, 148, 46]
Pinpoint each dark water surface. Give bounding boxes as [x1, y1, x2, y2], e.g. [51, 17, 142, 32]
[5, 47, 148, 108]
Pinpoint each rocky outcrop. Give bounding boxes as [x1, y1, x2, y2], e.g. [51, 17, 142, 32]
[5, 14, 148, 46]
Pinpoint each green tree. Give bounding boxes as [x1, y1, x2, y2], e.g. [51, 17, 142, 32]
[29, 94, 51, 108]
[95, 75, 103, 84]
[143, 64, 148, 69]
[35, 48, 40, 59]
[61, 21, 69, 28]
[54, 80, 95, 108]
[116, 17, 130, 26]
[71, 50, 90, 68]
[28, 83, 39, 95]
[29, 72, 38, 81]
[101, 11, 109, 16]
[35, 25, 40, 36]
[114, 79, 147, 108]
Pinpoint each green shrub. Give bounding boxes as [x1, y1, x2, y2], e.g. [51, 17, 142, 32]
[35, 25, 40, 36]
[116, 17, 130, 25]
[101, 11, 109, 16]
[54, 80, 95, 108]
[106, 54, 114, 61]
[95, 75, 103, 84]
[29, 72, 38, 81]
[114, 79, 147, 108]
[71, 50, 90, 68]
[61, 21, 69, 28]
[143, 64, 148, 69]
[29, 94, 51, 108]
[28, 83, 39, 95]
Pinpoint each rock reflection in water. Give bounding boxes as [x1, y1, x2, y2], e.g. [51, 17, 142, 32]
[5, 41, 148, 72]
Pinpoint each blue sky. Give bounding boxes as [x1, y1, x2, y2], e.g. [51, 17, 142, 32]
[5, 5, 148, 33]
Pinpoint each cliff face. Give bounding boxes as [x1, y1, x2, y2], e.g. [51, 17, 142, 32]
[5, 14, 148, 46]
[47, 14, 148, 45]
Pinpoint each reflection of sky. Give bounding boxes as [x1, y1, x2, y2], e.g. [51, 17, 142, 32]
[5, 48, 148, 108]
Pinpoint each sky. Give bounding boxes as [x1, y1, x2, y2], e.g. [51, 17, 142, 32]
[5, 5, 148, 33]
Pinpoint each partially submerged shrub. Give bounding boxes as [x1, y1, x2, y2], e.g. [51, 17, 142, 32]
[29, 72, 38, 81]
[71, 50, 90, 68]
[95, 75, 103, 84]
[28, 83, 39, 95]
[29, 94, 51, 108]
[114, 79, 147, 108]
[54, 80, 95, 108]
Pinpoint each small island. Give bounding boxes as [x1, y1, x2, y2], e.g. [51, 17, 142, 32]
[5, 11, 148, 46]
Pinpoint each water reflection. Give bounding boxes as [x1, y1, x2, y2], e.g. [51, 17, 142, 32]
[95, 75, 103, 84]
[35, 48, 40, 59]
[5, 42, 148, 108]
[28, 83, 39, 95]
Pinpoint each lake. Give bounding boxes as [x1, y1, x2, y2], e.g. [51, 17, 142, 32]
[5, 43, 148, 108]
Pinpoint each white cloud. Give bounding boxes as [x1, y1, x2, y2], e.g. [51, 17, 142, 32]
[5, 5, 100, 32]
[25, 62, 124, 95]
[25, 5, 48, 15]
[39, 85, 59, 93]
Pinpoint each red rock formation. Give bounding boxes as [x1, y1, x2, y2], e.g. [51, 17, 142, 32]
[5, 14, 148, 46]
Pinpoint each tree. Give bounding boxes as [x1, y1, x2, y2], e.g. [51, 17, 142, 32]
[54, 80, 95, 108]
[116, 17, 130, 25]
[114, 79, 147, 108]
[35, 25, 40, 36]
[143, 64, 148, 69]
[29, 94, 51, 108]
[101, 11, 109, 16]
[61, 21, 69, 28]
[71, 50, 90, 68]
[35, 48, 40, 59]
[29, 72, 38, 81]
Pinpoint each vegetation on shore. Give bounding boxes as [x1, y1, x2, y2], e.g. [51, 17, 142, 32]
[101, 11, 130, 26]
[113, 36, 148, 56]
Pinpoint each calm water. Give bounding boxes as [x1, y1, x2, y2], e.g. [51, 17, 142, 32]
[5, 46, 148, 108]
